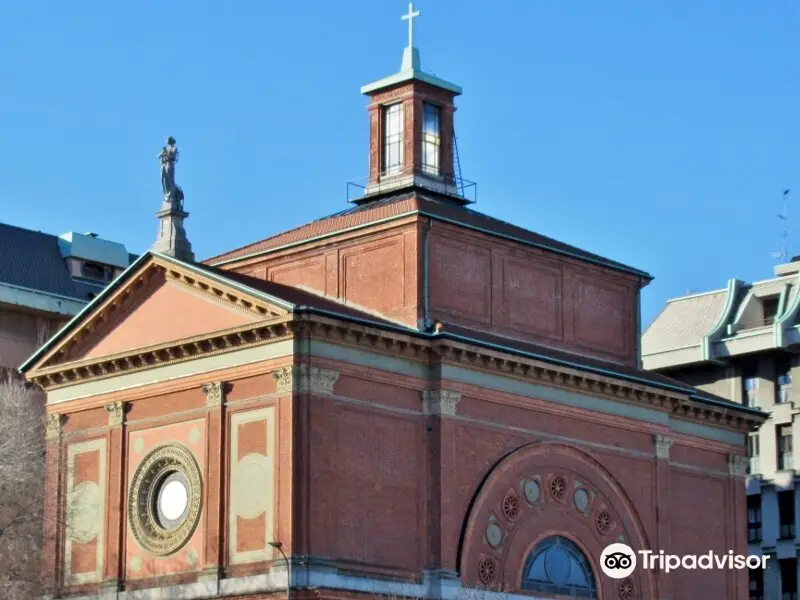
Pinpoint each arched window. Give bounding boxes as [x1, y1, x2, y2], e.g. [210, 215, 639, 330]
[521, 536, 597, 598]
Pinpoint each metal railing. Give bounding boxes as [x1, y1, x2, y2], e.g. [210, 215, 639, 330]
[346, 168, 477, 204]
[738, 316, 778, 330]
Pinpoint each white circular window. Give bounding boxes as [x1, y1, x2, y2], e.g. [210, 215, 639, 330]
[128, 444, 202, 556]
[159, 479, 189, 522]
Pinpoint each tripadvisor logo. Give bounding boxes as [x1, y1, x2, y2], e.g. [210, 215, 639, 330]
[600, 543, 768, 578]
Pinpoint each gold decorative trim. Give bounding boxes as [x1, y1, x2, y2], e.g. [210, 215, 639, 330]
[128, 443, 202, 557]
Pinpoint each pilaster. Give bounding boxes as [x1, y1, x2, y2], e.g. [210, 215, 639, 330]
[727, 454, 750, 599]
[102, 402, 126, 590]
[43, 413, 64, 596]
[423, 389, 461, 571]
[653, 435, 672, 600]
[202, 381, 227, 580]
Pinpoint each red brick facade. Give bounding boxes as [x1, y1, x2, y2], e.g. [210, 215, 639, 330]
[22, 46, 762, 600]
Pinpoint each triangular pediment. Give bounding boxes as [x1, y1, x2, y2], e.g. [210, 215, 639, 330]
[23, 254, 293, 376]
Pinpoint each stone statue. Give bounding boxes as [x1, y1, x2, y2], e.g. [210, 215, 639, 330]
[158, 136, 184, 209]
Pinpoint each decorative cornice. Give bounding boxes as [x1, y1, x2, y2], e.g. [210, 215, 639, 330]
[28, 318, 294, 392]
[34, 258, 289, 372]
[728, 454, 749, 478]
[654, 435, 673, 460]
[202, 381, 226, 408]
[28, 309, 764, 433]
[105, 401, 126, 427]
[422, 390, 461, 416]
[272, 365, 340, 396]
[46, 413, 63, 440]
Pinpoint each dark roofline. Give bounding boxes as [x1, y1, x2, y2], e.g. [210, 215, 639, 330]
[19, 252, 758, 422]
[206, 196, 652, 281]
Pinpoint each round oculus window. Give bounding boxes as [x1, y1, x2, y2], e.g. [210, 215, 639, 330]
[155, 472, 190, 529]
[128, 443, 202, 556]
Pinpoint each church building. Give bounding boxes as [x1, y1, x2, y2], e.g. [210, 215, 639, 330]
[22, 6, 764, 600]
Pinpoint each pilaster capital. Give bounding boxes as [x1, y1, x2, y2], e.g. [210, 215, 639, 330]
[422, 390, 461, 416]
[728, 454, 749, 478]
[105, 401, 126, 428]
[202, 381, 226, 408]
[654, 435, 674, 460]
[46, 413, 63, 440]
[273, 366, 340, 396]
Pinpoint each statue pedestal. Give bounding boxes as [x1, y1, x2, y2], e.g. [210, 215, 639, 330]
[153, 207, 194, 262]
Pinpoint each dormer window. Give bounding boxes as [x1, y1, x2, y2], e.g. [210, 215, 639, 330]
[422, 103, 441, 175]
[81, 261, 113, 282]
[383, 103, 404, 175]
[763, 295, 780, 325]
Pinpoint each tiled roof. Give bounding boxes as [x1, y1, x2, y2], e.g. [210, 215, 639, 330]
[642, 290, 728, 355]
[204, 191, 651, 279]
[0, 223, 82, 298]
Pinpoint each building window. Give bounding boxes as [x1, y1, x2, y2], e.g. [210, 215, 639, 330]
[747, 433, 760, 475]
[422, 103, 441, 175]
[747, 495, 762, 543]
[81, 261, 113, 282]
[743, 364, 759, 407]
[763, 295, 780, 325]
[749, 566, 763, 600]
[776, 356, 793, 404]
[779, 490, 796, 540]
[778, 424, 793, 471]
[383, 103, 404, 175]
[521, 536, 596, 598]
[780, 558, 798, 600]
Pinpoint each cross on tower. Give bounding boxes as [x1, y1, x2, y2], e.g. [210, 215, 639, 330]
[401, 2, 421, 49]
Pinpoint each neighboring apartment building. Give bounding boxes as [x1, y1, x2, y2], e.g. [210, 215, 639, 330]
[0, 224, 135, 373]
[643, 258, 800, 600]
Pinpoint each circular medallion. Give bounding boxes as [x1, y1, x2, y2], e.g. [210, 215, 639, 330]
[68, 481, 101, 543]
[524, 479, 540, 504]
[596, 509, 613, 536]
[485, 522, 503, 547]
[478, 557, 496, 585]
[550, 476, 566, 501]
[574, 488, 589, 513]
[619, 577, 635, 600]
[502, 493, 520, 521]
[128, 443, 202, 556]
[234, 453, 271, 519]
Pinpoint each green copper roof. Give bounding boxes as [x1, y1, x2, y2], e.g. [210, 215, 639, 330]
[360, 47, 462, 96]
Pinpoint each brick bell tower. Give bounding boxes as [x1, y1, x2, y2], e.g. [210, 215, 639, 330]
[360, 2, 466, 203]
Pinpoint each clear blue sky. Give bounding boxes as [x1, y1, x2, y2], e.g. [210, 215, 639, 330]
[1, 1, 799, 328]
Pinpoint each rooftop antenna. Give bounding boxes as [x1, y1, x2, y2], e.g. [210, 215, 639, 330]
[771, 189, 791, 262]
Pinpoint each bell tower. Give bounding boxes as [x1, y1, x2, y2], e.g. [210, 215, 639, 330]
[360, 3, 465, 203]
